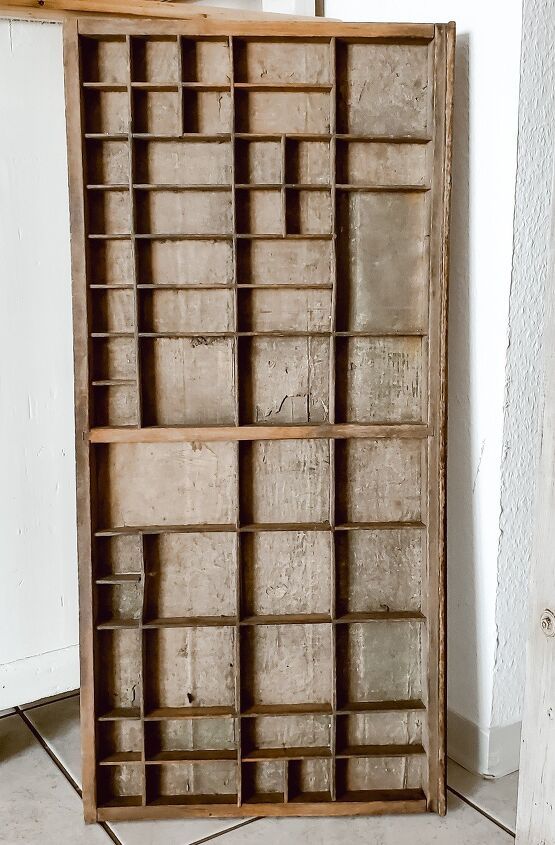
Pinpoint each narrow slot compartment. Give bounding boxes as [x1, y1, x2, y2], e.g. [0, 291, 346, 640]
[86, 139, 129, 185]
[145, 761, 237, 805]
[88, 240, 134, 286]
[285, 188, 332, 235]
[236, 188, 282, 235]
[92, 337, 136, 382]
[288, 758, 332, 802]
[98, 763, 143, 807]
[92, 384, 138, 427]
[145, 717, 237, 762]
[131, 36, 179, 84]
[88, 189, 131, 236]
[84, 89, 129, 135]
[234, 139, 282, 185]
[182, 89, 232, 134]
[92, 288, 135, 334]
[98, 719, 143, 764]
[97, 581, 142, 626]
[284, 139, 330, 185]
[133, 89, 180, 135]
[95, 534, 143, 580]
[96, 628, 142, 718]
[181, 37, 231, 84]
[238, 336, 330, 425]
[241, 761, 285, 804]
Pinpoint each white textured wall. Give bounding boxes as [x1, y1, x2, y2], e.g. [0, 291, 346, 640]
[326, 0, 523, 759]
[0, 19, 78, 708]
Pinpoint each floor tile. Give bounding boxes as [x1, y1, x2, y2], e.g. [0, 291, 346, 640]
[0, 714, 110, 845]
[214, 792, 513, 845]
[26, 696, 253, 845]
[0, 707, 16, 718]
[447, 759, 518, 834]
[20, 689, 79, 712]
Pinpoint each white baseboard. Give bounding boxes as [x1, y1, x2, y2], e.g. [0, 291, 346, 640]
[448, 708, 521, 777]
[0, 644, 79, 710]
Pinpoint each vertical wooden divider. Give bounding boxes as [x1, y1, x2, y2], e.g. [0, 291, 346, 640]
[126, 35, 142, 428]
[138, 532, 147, 804]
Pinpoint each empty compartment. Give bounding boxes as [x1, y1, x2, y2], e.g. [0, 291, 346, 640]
[84, 89, 129, 135]
[89, 240, 134, 285]
[93, 384, 139, 427]
[98, 719, 143, 763]
[285, 189, 332, 235]
[235, 139, 282, 185]
[336, 140, 430, 187]
[134, 139, 232, 185]
[145, 718, 237, 761]
[237, 239, 332, 286]
[288, 758, 331, 802]
[336, 710, 424, 755]
[181, 37, 231, 84]
[183, 89, 232, 134]
[233, 38, 331, 84]
[136, 189, 232, 235]
[336, 621, 423, 708]
[241, 624, 333, 709]
[140, 337, 236, 425]
[336, 755, 424, 797]
[335, 439, 423, 524]
[241, 714, 331, 757]
[238, 336, 330, 425]
[95, 442, 238, 528]
[242, 761, 285, 803]
[81, 36, 128, 84]
[144, 627, 236, 711]
[133, 89, 180, 135]
[97, 582, 142, 624]
[143, 532, 237, 621]
[95, 534, 143, 579]
[241, 530, 332, 619]
[137, 239, 233, 286]
[131, 36, 179, 83]
[140, 288, 234, 334]
[92, 288, 135, 333]
[97, 628, 142, 716]
[146, 761, 237, 804]
[240, 439, 331, 525]
[235, 91, 330, 134]
[86, 139, 129, 185]
[88, 189, 131, 235]
[336, 528, 424, 616]
[92, 337, 136, 382]
[236, 189, 283, 235]
[336, 191, 429, 333]
[335, 337, 426, 424]
[98, 763, 143, 807]
[336, 41, 431, 136]
[237, 288, 332, 333]
[285, 139, 330, 185]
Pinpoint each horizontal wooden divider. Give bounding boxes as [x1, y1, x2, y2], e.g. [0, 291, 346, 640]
[89, 424, 433, 443]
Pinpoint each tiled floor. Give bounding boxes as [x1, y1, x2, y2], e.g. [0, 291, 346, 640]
[0, 692, 518, 844]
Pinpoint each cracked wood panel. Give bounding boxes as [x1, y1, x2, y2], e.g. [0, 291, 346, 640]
[66, 18, 453, 821]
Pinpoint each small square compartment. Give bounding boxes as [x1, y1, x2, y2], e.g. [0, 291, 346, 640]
[131, 36, 179, 83]
[97, 582, 142, 625]
[181, 37, 231, 84]
[139, 288, 234, 334]
[288, 758, 332, 802]
[146, 761, 237, 804]
[144, 627, 236, 711]
[241, 624, 333, 709]
[335, 711, 424, 754]
[335, 439, 423, 524]
[81, 36, 128, 84]
[285, 139, 330, 185]
[95, 535, 143, 579]
[183, 89, 232, 134]
[143, 532, 237, 621]
[241, 530, 332, 619]
[92, 384, 139, 427]
[235, 139, 282, 185]
[92, 288, 134, 334]
[133, 89, 180, 135]
[86, 139, 129, 185]
[237, 288, 332, 333]
[88, 240, 134, 286]
[242, 761, 285, 803]
[336, 528, 424, 616]
[140, 337, 236, 426]
[88, 189, 131, 235]
[241, 714, 331, 757]
[336, 621, 423, 708]
[238, 336, 330, 425]
[336, 755, 424, 797]
[98, 719, 143, 764]
[84, 89, 129, 135]
[285, 188, 332, 235]
[145, 718, 237, 761]
[92, 337, 136, 382]
[97, 628, 142, 716]
[236, 189, 282, 235]
[98, 763, 143, 807]
[137, 239, 233, 286]
[239, 439, 331, 524]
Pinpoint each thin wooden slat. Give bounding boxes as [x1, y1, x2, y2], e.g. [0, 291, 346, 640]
[89, 424, 433, 443]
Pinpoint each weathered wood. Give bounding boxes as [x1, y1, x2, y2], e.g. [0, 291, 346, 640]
[67, 19, 454, 821]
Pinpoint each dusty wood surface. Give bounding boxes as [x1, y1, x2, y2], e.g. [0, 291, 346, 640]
[66, 18, 454, 820]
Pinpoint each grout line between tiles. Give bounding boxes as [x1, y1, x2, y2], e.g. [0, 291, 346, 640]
[188, 818, 261, 845]
[446, 785, 516, 838]
[16, 707, 124, 845]
[0, 709, 17, 720]
[19, 688, 80, 712]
